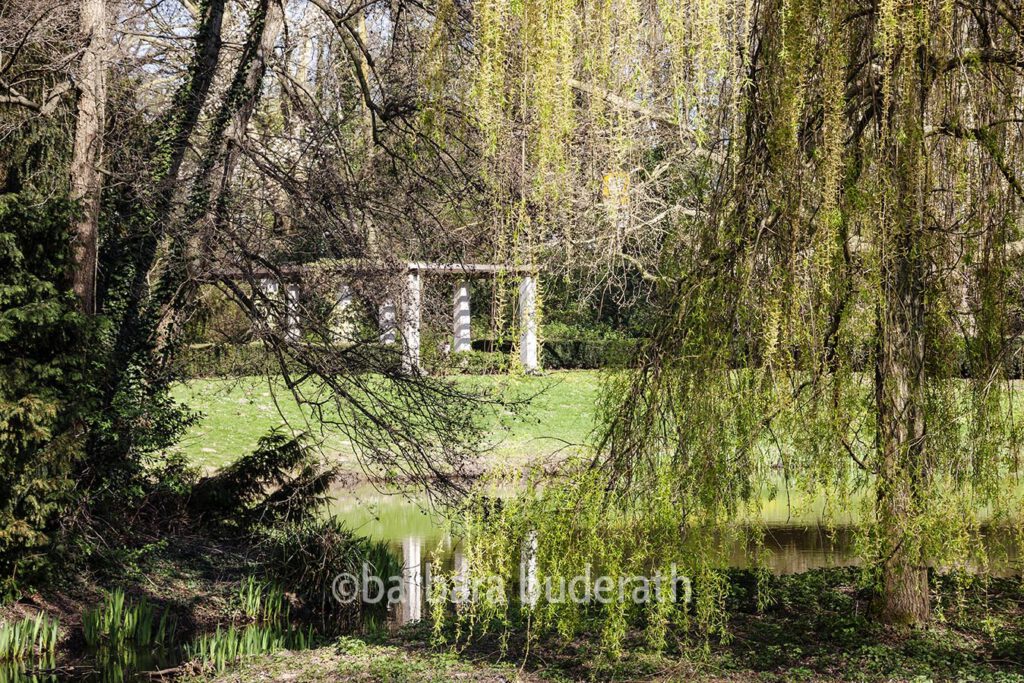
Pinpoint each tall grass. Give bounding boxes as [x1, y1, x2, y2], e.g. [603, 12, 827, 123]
[237, 576, 288, 624]
[186, 623, 315, 672]
[81, 589, 176, 649]
[0, 613, 60, 661]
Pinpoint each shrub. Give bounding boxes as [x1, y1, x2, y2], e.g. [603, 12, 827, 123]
[189, 431, 336, 529]
[0, 193, 94, 597]
[543, 338, 638, 369]
[259, 517, 401, 632]
[173, 342, 280, 378]
[173, 341, 403, 378]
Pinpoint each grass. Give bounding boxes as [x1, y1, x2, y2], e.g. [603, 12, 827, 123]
[170, 370, 604, 471]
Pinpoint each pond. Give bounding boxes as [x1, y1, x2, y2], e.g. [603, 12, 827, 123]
[329, 484, 1021, 626]
[2, 485, 1014, 682]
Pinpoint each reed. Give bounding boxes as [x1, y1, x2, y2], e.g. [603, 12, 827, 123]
[0, 613, 60, 661]
[81, 589, 176, 649]
[186, 622, 315, 672]
[237, 576, 289, 624]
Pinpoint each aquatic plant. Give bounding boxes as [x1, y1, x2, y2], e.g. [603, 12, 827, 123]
[0, 613, 60, 661]
[237, 576, 288, 624]
[81, 589, 176, 649]
[186, 622, 315, 672]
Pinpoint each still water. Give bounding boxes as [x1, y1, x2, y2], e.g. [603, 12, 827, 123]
[331, 485, 862, 577]
[330, 484, 1021, 626]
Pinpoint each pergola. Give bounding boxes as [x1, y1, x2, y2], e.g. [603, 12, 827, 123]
[244, 261, 540, 373]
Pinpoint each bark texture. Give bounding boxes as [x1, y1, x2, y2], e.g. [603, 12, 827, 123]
[69, 0, 107, 314]
[874, 21, 932, 626]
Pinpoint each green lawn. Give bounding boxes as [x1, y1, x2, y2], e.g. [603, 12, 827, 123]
[170, 370, 604, 471]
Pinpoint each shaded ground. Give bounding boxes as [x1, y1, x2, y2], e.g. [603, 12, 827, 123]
[2, 537, 241, 620]
[181, 639, 537, 682]
[183, 569, 1024, 682]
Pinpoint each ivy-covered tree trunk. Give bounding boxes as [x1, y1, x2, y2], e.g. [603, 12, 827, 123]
[159, 0, 283, 332]
[68, 0, 107, 314]
[87, 0, 226, 481]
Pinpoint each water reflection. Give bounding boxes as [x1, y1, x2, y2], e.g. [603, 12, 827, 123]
[400, 537, 424, 624]
[331, 487, 1020, 626]
[737, 525, 860, 574]
[0, 646, 181, 683]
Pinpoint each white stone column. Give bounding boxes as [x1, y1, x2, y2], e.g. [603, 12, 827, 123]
[285, 283, 301, 341]
[453, 281, 472, 353]
[518, 275, 539, 373]
[256, 277, 279, 333]
[379, 300, 397, 344]
[402, 270, 421, 373]
[332, 283, 355, 343]
[400, 536, 423, 625]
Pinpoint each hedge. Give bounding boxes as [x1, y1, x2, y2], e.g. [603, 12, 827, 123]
[173, 337, 641, 378]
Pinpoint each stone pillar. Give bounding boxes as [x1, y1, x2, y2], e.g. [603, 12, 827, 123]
[379, 300, 397, 344]
[518, 275, 539, 373]
[332, 283, 355, 343]
[255, 277, 279, 334]
[402, 270, 421, 373]
[285, 283, 301, 341]
[400, 536, 423, 625]
[453, 281, 472, 353]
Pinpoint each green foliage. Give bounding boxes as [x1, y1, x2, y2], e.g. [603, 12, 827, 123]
[189, 431, 336, 528]
[259, 516, 400, 631]
[188, 574, 310, 672]
[186, 622, 315, 673]
[434, 464, 731, 658]
[237, 576, 289, 624]
[437, 350, 510, 375]
[424, 567, 1024, 681]
[172, 342, 402, 378]
[174, 343, 282, 378]
[542, 338, 637, 370]
[0, 192, 94, 597]
[175, 339, 638, 378]
[441, 0, 1024, 645]
[0, 613, 60, 661]
[81, 589, 177, 649]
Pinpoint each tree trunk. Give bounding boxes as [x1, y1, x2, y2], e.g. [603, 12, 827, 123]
[189, 0, 284, 240]
[154, 0, 283, 340]
[212, 0, 284, 212]
[69, 0, 107, 314]
[874, 18, 932, 627]
[875, 261, 930, 624]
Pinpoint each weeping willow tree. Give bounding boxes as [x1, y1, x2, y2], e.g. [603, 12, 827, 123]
[429, 0, 1024, 648]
